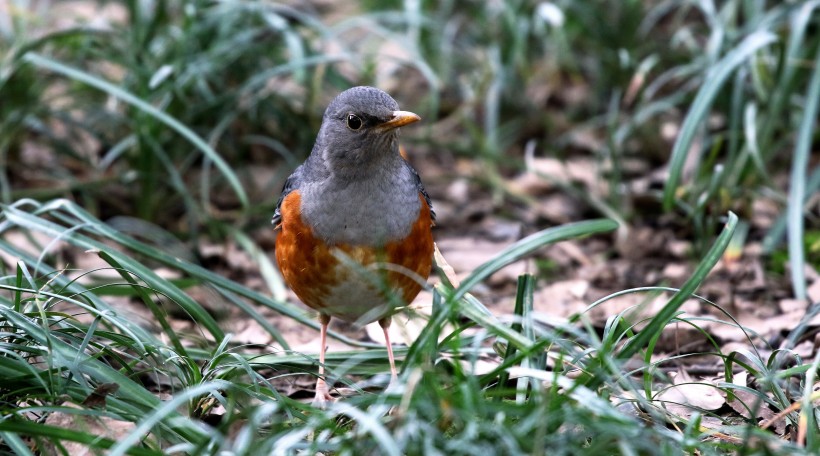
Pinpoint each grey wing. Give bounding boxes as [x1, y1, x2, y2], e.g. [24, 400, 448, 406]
[405, 160, 435, 222]
[271, 166, 303, 226]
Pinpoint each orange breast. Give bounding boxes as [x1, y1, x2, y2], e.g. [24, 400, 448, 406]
[274, 191, 434, 323]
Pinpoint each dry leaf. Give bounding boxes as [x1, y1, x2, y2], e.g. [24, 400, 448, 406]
[42, 402, 135, 455]
[807, 278, 820, 304]
[434, 243, 461, 288]
[436, 238, 534, 287]
[725, 372, 776, 423]
[81, 382, 119, 408]
[534, 280, 589, 317]
[656, 370, 726, 412]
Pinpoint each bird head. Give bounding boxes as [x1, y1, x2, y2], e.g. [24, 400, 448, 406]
[313, 86, 420, 175]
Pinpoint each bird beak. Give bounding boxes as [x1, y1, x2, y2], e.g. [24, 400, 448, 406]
[377, 110, 421, 132]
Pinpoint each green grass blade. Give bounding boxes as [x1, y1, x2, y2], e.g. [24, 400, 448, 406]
[762, 166, 820, 253]
[453, 219, 619, 301]
[662, 31, 776, 210]
[458, 293, 533, 351]
[802, 351, 820, 449]
[3, 204, 226, 341]
[496, 275, 531, 398]
[229, 228, 287, 302]
[95, 250, 189, 356]
[757, 1, 820, 160]
[0, 430, 36, 456]
[327, 402, 400, 456]
[108, 381, 233, 456]
[0, 421, 161, 456]
[20, 53, 249, 209]
[406, 219, 617, 371]
[786, 42, 820, 300]
[2, 199, 374, 348]
[619, 212, 738, 359]
[0, 306, 209, 445]
[14, 260, 23, 311]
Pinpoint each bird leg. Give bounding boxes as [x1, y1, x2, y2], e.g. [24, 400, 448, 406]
[313, 313, 334, 407]
[378, 316, 398, 384]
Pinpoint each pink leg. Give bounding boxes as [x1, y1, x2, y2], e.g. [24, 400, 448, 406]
[313, 314, 333, 407]
[379, 317, 398, 383]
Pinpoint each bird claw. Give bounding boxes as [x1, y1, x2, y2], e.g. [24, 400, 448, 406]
[311, 378, 335, 409]
[311, 394, 335, 409]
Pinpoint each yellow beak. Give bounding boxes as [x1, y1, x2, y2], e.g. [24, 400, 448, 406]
[377, 110, 421, 132]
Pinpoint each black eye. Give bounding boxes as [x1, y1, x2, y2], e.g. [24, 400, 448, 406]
[346, 113, 363, 130]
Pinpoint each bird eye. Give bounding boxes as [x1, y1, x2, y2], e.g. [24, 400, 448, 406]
[346, 113, 363, 130]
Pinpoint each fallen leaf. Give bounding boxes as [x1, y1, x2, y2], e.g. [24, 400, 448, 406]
[81, 382, 119, 408]
[42, 401, 136, 455]
[436, 238, 535, 287]
[808, 278, 820, 304]
[434, 243, 461, 288]
[656, 370, 726, 412]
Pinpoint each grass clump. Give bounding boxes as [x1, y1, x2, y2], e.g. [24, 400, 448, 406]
[2, 203, 818, 454]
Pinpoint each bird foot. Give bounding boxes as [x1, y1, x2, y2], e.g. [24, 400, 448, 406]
[311, 378, 335, 409]
[384, 374, 399, 393]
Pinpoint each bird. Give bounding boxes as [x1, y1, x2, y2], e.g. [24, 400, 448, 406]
[272, 86, 435, 406]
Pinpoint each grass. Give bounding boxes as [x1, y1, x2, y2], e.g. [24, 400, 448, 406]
[1, 0, 819, 454]
[0, 203, 817, 454]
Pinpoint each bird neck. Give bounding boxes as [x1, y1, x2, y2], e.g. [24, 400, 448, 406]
[310, 137, 403, 181]
[299, 148, 421, 246]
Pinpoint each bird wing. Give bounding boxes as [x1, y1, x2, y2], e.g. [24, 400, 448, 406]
[405, 159, 435, 222]
[271, 165, 304, 227]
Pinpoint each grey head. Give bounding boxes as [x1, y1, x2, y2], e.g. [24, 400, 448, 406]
[305, 86, 420, 178]
[273, 86, 432, 245]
